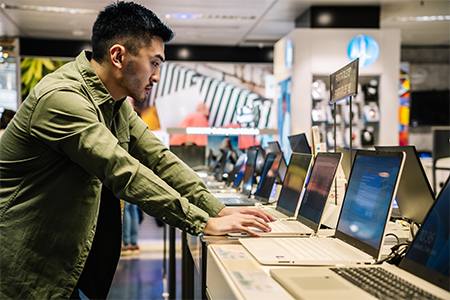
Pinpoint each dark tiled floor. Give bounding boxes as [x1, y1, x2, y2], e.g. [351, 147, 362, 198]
[107, 216, 183, 300]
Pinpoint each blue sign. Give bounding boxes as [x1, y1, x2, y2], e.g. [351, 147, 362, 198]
[347, 34, 379, 67]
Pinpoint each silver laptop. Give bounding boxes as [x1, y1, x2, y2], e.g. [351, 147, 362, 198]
[240, 149, 406, 266]
[248, 152, 343, 237]
[270, 175, 450, 300]
[375, 145, 435, 224]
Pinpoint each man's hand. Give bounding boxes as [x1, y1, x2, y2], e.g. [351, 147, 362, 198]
[203, 207, 276, 237]
[216, 207, 275, 223]
[203, 214, 272, 237]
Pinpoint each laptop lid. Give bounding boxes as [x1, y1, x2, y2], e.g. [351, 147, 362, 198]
[225, 153, 247, 186]
[170, 144, 206, 168]
[276, 153, 314, 218]
[335, 146, 357, 180]
[268, 141, 287, 183]
[249, 145, 266, 177]
[334, 149, 406, 261]
[241, 148, 258, 197]
[231, 155, 248, 189]
[288, 133, 312, 154]
[296, 152, 343, 232]
[254, 152, 283, 203]
[399, 175, 450, 292]
[375, 145, 435, 224]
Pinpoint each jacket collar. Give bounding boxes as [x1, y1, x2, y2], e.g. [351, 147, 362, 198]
[76, 50, 116, 106]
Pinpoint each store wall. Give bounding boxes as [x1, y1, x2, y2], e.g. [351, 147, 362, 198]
[274, 28, 401, 146]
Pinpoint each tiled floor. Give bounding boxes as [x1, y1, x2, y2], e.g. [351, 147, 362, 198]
[107, 215, 183, 300]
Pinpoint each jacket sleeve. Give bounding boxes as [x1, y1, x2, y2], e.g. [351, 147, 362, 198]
[29, 91, 223, 235]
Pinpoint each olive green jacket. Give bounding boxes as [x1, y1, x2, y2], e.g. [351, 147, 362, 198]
[0, 51, 224, 299]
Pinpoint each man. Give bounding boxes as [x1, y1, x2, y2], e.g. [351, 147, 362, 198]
[0, 2, 273, 299]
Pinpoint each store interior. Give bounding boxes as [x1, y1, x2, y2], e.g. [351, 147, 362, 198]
[0, 1, 449, 300]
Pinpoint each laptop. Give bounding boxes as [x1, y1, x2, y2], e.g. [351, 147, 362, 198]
[240, 149, 406, 266]
[270, 175, 450, 300]
[288, 133, 312, 154]
[268, 141, 288, 183]
[261, 153, 314, 220]
[236, 152, 342, 237]
[253, 152, 283, 203]
[170, 144, 206, 168]
[206, 153, 246, 191]
[336, 146, 357, 180]
[211, 148, 262, 206]
[376, 145, 435, 224]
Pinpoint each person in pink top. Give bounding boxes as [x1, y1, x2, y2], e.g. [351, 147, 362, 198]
[170, 103, 210, 146]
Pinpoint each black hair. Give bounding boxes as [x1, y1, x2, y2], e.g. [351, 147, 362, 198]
[91, 1, 174, 64]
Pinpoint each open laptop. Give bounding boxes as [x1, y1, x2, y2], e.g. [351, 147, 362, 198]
[206, 153, 246, 191]
[270, 175, 450, 300]
[376, 145, 435, 224]
[268, 141, 288, 183]
[253, 152, 283, 203]
[240, 149, 406, 266]
[336, 146, 357, 180]
[260, 153, 314, 220]
[211, 148, 262, 206]
[288, 133, 312, 154]
[238, 152, 342, 237]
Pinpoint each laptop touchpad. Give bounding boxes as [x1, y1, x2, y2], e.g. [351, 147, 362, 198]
[293, 276, 349, 290]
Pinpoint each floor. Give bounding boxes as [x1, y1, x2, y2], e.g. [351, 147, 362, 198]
[107, 216, 183, 300]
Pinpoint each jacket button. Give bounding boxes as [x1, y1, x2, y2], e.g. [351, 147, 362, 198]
[78, 260, 82, 265]
[162, 216, 166, 220]
[185, 227, 189, 231]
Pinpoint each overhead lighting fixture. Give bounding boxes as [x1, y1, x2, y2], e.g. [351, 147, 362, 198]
[185, 127, 260, 136]
[396, 15, 450, 22]
[1, 3, 99, 15]
[165, 13, 256, 20]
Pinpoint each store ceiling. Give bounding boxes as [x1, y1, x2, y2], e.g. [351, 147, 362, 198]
[0, 0, 449, 47]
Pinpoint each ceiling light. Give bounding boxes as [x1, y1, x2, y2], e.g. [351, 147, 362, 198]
[396, 15, 450, 22]
[2, 4, 99, 15]
[165, 13, 255, 20]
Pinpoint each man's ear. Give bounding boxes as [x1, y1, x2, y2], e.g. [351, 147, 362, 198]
[110, 44, 126, 69]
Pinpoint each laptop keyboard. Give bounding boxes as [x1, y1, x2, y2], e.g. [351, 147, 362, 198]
[269, 221, 306, 233]
[276, 238, 346, 260]
[212, 193, 253, 204]
[330, 267, 444, 300]
[266, 209, 289, 219]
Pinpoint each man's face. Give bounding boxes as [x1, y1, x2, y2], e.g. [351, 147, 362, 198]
[121, 36, 165, 102]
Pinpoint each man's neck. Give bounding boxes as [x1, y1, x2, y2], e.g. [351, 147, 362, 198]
[90, 58, 123, 101]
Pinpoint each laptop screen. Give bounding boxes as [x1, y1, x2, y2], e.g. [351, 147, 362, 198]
[268, 141, 287, 183]
[231, 156, 247, 188]
[255, 152, 282, 201]
[297, 152, 342, 231]
[170, 144, 206, 168]
[226, 153, 247, 186]
[375, 145, 435, 224]
[241, 148, 258, 196]
[399, 176, 450, 291]
[288, 133, 311, 154]
[335, 150, 405, 259]
[276, 153, 313, 217]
